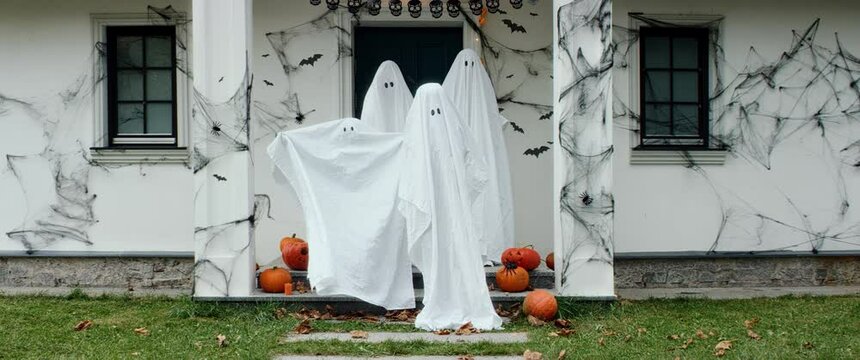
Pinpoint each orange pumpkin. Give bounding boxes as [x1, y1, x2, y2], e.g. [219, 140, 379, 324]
[523, 289, 557, 321]
[546, 252, 555, 270]
[279, 233, 305, 253]
[501, 246, 541, 271]
[259, 267, 292, 293]
[282, 241, 309, 271]
[496, 262, 530, 292]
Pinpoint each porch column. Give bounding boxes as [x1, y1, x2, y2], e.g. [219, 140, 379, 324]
[191, 0, 255, 297]
[552, 0, 615, 298]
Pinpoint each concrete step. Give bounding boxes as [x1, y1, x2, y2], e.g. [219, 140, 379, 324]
[261, 265, 555, 290]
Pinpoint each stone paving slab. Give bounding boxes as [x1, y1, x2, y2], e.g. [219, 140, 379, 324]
[617, 286, 860, 300]
[274, 357, 521, 360]
[280, 332, 528, 344]
[0, 286, 190, 297]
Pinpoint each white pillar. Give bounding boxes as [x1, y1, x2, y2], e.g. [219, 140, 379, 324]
[552, 0, 615, 298]
[192, 0, 255, 297]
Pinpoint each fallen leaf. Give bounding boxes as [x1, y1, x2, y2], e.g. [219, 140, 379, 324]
[713, 340, 732, 357]
[456, 322, 479, 335]
[457, 356, 475, 360]
[350, 330, 368, 339]
[680, 338, 694, 349]
[274, 308, 287, 319]
[602, 330, 616, 337]
[637, 327, 647, 335]
[193, 341, 202, 350]
[294, 281, 309, 294]
[803, 341, 814, 349]
[598, 337, 605, 346]
[547, 332, 558, 337]
[293, 320, 313, 334]
[523, 349, 543, 360]
[557, 349, 566, 360]
[528, 315, 546, 327]
[134, 327, 150, 336]
[216, 334, 228, 348]
[131, 352, 140, 356]
[554, 319, 571, 328]
[747, 329, 761, 340]
[673, 357, 680, 360]
[744, 318, 759, 329]
[696, 329, 709, 339]
[73, 320, 93, 331]
[434, 329, 451, 335]
[667, 334, 681, 340]
[623, 335, 632, 342]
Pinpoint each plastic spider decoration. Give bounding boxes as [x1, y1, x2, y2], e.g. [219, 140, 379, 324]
[446, 0, 460, 17]
[429, 0, 443, 18]
[210, 121, 223, 136]
[367, 0, 382, 15]
[389, 0, 403, 16]
[309, 0, 321, 5]
[486, 0, 500, 13]
[407, 0, 422, 18]
[347, 0, 362, 14]
[468, 0, 482, 15]
[326, 0, 340, 10]
[510, 0, 522, 9]
[579, 191, 594, 206]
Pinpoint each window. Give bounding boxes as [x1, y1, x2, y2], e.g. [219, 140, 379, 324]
[639, 27, 709, 147]
[106, 26, 177, 147]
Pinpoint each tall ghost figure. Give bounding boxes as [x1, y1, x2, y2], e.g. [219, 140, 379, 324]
[398, 83, 503, 331]
[443, 49, 516, 263]
[360, 61, 414, 132]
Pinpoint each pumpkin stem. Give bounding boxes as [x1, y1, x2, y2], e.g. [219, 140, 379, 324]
[504, 262, 519, 271]
[292, 233, 296, 238]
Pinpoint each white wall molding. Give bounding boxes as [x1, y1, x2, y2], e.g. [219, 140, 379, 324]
[89, 147, 190, 165]
[629, 149, 727, 165]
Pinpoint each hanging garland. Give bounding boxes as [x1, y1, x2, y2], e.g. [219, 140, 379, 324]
[309, 0, 525, 17]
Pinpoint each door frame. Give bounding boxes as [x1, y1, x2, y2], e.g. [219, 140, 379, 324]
[334, 10, 482, 118]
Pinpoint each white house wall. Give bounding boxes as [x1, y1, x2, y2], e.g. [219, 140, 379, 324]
[612, 0, 860, 254]
[249, 1, 556, 265]
[0, 0, 193, 255]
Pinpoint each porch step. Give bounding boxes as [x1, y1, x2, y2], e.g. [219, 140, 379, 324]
[262, 264, 555, 290]
[197, 288, 552, 314]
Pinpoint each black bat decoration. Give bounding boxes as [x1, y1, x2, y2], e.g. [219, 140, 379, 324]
[262, 53, 270, 57]
[218, 76, 224, 82]
[263, 80, 274, 86]
[529, 12, 538, 16]
[299, 54, 324, 67]
[502, 19, 526, 33]
[510, 122, 525, 134]
[497, 9, 508, 14]
[539, 111, 553, 120]
[524, 146, 550, 158]
[213, 174, 227, 182]
[506, 74, 515, 79]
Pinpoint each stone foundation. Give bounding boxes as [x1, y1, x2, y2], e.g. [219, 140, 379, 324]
[615, 256, 860, 288]
[0, 257, 193, 289]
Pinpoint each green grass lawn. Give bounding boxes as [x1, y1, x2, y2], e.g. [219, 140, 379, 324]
[0, 292, 857, 359]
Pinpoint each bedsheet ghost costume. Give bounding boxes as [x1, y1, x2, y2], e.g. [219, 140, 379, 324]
[267, 118, 415, 310]
[360, 61, 414, 132]
[398, 84, 503, 331]
[443, 49, 515, 264]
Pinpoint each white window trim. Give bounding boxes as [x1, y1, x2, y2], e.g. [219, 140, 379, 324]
[627, 13, 727, 165]
[90, 12, 190, 164]
[335, 9, 482, 118]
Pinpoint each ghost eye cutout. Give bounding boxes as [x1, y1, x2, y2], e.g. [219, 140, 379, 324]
[437, 108, 441, 114]
[350, 126, 354, 131]
[384, 82, 389, 89]
[464, 60, 468, 67]
[343, 127, 347, 132]
[389, 82, 395, 87]
[471, 61, 475, 66]
[431, 109, 436, 116]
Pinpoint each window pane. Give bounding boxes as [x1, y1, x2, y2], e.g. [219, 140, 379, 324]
[673, 37, 699, 69]
[117, 70, 143, 101]
[673, 105, 700, 136]
[643, 36, 670, 68]
[116, 36, 143, 68]
[146, 36, 172, 67]
[672, 71, 698, 102]
[117, 103, 144, 134]
[146, 103, 173, 134]
[644, 71, 670, 102]
[644, 104, 671, 136]
[146, 70, 173, 101]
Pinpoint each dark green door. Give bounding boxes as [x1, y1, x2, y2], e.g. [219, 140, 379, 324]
[353, 26, 463, 116]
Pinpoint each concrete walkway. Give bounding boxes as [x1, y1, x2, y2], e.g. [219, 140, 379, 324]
[280, 332, 528, 344]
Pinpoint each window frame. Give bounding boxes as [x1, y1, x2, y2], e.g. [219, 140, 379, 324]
[106, 25, 178, 147]
[638, 26, 710, 148]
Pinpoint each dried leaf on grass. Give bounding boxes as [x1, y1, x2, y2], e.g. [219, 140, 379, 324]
[557, 349, 566, 360]
[549, 329, 575, 337]
[637, 327, 647, 335]
[680, 338, 694, 350]
[457, 356, 475, 360]
[434, 329, 451, 335]
[667, 334, 681, 340]
[216, 334, 228, 347]
[496, 303, 522, 318]
[554, 319, 571, 328]
[134, 327, 150, 336]
[803, 341, 814, 349]
[527, 315, 546, 327]
[293, 320, 313, 335]
[455, 322, 479, 335]
[713, 340, 733, 357]
[274, 308, 287, 319]
[696, 329, 709, 339]
[747, 329, 762, 340]
[744, 318, 759, 329]
[73, 320, 93, 331]
[523, 349, 543, 360]
[384, 309, 419, 323]
[350, 330, 368, 339]
[598, 337, 605, 346]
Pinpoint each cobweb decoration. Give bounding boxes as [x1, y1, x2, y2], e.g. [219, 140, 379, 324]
[191, 69, 253, 173]
[612, 16, 860, 253]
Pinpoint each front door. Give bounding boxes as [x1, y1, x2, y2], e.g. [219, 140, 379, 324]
[353, 26, 463, 116]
